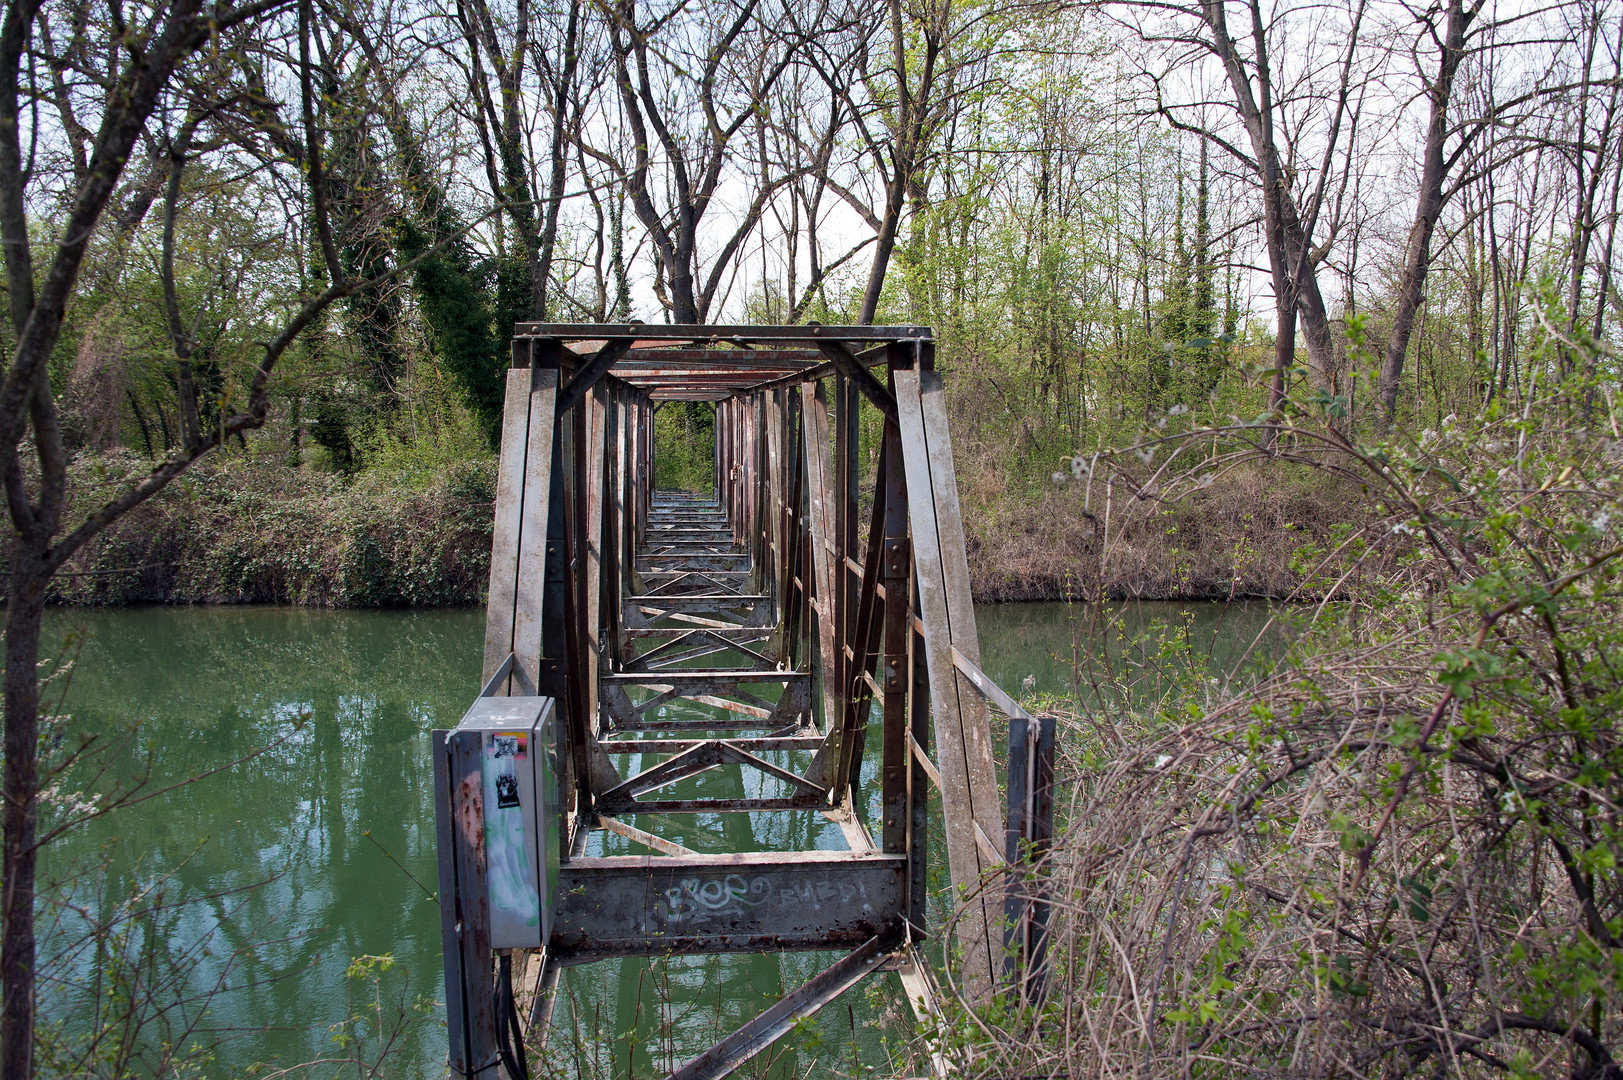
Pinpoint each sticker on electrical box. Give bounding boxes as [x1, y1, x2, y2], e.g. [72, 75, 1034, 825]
[490, 734, 525, 809]
[492, 733, 526, 758]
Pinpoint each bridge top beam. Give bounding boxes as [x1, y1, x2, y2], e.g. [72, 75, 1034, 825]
[513, 322, 930, 343]
[511, 324, 933, 402]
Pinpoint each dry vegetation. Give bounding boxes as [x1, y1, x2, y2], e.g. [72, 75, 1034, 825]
[930, 380, 1623, 1079]
[959, 459, 1359, 602]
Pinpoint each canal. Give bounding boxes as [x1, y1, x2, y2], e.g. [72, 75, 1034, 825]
[39, 600, 1278, 1077]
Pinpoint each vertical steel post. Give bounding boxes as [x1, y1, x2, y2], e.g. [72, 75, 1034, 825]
[907, 623, 930, 928]
[833, 375, 859, 794]
[435, 728, 499, 1076]
[601, 386, 621, 673]
[1004, 713, 1056, 999]
[879, 533, 910, 854]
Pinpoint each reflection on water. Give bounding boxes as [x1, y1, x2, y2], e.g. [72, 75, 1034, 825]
[39, 600, 1278, 1077]
[41, 607, 478, 1075]
[975, 599, 1284, 707]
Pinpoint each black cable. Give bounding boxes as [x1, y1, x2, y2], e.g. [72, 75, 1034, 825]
[495, 953, 531, 1080]
[507, 969, 530, 1080]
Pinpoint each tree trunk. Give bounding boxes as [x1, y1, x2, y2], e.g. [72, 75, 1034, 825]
[859, 173, 906, 324]
[535, 0, 581, 320]
[1, 540, 46, 1080]
[1273, 303, 1296, 414]
[1203, 0, 1338, 393]
[1379, 0, 1472, 423]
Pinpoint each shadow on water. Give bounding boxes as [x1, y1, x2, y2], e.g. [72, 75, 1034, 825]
[37, 600, 1282, 1077]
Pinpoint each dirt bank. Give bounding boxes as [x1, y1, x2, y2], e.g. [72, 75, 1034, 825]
[960, 461, 1357, 602]
[27, 453, 495, 606]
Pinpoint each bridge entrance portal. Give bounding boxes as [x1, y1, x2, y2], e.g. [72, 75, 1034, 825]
[433, 325, 1024, 1080]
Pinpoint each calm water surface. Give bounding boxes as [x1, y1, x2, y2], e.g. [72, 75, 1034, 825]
[41, 601, 1279, 1077]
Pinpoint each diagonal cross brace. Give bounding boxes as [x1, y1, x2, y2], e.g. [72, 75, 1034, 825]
[814, 341, 897, 423]
[712, 742, 826, 797]
[665, 937, 890, 1080]
[597, 739, 827, 809]
[557, 340, 633, 415]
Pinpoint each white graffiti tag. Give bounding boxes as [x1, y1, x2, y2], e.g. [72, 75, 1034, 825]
[656, 874, 773, 925]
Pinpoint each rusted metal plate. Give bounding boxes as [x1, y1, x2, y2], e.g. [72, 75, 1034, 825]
[613, 349, 821, 366]
[593, 794, 827, 813]
[642, 540, 733, 550]
[622, 626, 770, 639]
[641, 556, 746, 568]
[617, 372, 807, 385]
[597, 736, 824, 753]
[602, 670, 810, 688]
[549, 851, 904, 959]
[614, 717, 786, 734]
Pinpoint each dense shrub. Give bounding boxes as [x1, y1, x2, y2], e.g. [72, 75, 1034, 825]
[28, 452, 494, 607]
[944, 379, 1623, 1078]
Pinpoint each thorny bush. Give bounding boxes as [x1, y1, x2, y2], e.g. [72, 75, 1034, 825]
[939, 369, 1623, 1078]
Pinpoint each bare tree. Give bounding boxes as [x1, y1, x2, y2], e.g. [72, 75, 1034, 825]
[741, 43, 879, 322]
[451, 0, 592, 319]
[0, 2, 440, 1074]
[589, 0, 810, 323]
[1103, 0, 1376, 405]
[797, 0, 1008, 325]
[1558, 0, 1623, 389]
[1376, 0, 1486, 421]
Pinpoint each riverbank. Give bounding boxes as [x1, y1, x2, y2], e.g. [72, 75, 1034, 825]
[960, 459, 1354, 601]
[35, 452, 496, 606]
[24, 451, 1356, 605]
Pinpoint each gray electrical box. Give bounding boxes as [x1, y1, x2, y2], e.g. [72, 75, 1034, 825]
[453, 695, 560, 949]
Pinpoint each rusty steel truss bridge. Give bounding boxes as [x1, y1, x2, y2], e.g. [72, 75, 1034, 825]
[433, 324, 1043, 1080]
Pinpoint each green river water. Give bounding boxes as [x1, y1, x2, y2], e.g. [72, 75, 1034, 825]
[40, 601, 1277, 1078]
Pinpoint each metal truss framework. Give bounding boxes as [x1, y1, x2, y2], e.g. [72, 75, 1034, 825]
[434, 325, 1020, 1080]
